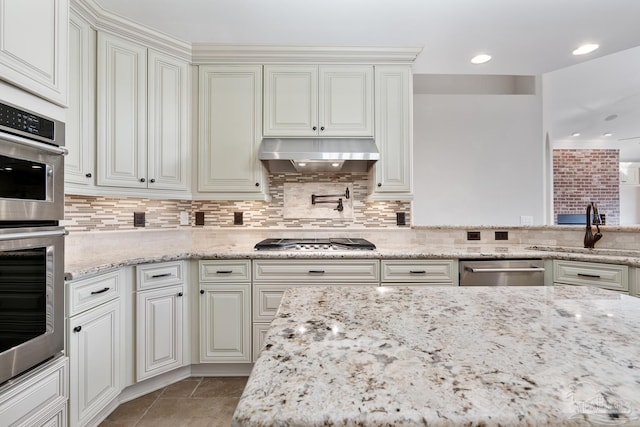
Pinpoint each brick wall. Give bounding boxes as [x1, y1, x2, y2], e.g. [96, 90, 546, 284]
[553, 149, 619, 225]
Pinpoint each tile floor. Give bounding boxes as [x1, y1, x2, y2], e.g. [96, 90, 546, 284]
[99, 376, 248, 427]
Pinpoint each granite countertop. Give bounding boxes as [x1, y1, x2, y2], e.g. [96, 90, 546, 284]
[232, 285, 640, 426]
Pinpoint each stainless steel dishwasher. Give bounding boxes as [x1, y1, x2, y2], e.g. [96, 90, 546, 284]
[459, 259, 545, 286]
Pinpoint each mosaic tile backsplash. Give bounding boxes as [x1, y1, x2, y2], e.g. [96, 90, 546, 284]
[64, 173, 411, 232]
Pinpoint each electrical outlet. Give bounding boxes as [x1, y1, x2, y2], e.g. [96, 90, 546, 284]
[520, 215, 534, 226]
[195, 212, 205, 226]
[495, 231, 509, 241]
[179, 211, 189, 226]
[134, 212, 145, 227]
[234, 212, 243, 225]
[467, 231, 481, 241]
[396, 212, 406, 226]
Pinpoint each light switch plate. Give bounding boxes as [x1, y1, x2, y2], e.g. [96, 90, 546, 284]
[520, 215, 534, 226]
[179, 211, 189, 226]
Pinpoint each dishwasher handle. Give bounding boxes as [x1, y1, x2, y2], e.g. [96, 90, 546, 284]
[464, 266, 545, 273]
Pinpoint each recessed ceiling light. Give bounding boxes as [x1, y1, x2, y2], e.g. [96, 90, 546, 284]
[605, 114, 618, 121]
[603, 132, 613, 137]
[572, 132, 581, 137]
[572, 44, 599, 55]
[471, 54, 492, 64]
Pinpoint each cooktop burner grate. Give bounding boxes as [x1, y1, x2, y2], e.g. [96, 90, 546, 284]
[254, 238, 376, 251]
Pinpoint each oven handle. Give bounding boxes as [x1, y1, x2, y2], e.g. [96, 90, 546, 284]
[0, 229, 67, 241]
[464, 267, 545, 273]
[2, 131, 69, 156]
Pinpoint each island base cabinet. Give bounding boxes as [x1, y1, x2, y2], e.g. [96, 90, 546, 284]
[199, 284, 251, 363]
[136, 285, 184, 381]
[68, 299, 121, 427]
[0, 356, 68, 427]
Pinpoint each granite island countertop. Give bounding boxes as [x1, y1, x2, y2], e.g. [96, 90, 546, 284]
[232, 285, 640, 426]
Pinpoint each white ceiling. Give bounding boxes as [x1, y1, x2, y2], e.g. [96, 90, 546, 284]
[94, 0, 640, 75]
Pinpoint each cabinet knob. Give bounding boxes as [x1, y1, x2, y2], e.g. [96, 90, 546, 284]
[200, 289, 204, 295]
[140, 178, 146, 183]
[320, 126, 325, 131]
[255, 182, 259, 187]
[85, 173, 92, 178]
[377, 183, 382, 187]
[312, 126, 317, 131]
[150, 179, 156, 183]
[73, 326, 82, 333]
[178, 292, 183, 297]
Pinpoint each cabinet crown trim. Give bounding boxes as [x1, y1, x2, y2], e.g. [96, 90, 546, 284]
[192, 45, 423, 64]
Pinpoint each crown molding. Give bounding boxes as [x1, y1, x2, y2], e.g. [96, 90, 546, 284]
[191, 44, 423, 65]
[72, 0, 422, 65]
[71, 0, 192, 61]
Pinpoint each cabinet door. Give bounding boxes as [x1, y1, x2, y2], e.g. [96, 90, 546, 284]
[198, 65, 266, 197]
[0, 0, 68, 105]
[371, 65, 413, 200]
[199, 284, 251, 363]
[263, 65, 318, 136]
[147, 50, 190, 191]
[97, 32, 148, 188]
[65, 11, 95, 186]
[68, 299, 121, 427]
[136, 285, 184, 381]
[319, 66, 373, 137]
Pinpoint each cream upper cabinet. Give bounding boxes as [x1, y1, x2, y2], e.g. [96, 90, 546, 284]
[0, 0, 68, 106]
[370, 65, 413, 200]
[65, 10, 95, 187]
[198, 65, 267, 198]
[97, 32, 189, 192]
[263, 65, 373, 137]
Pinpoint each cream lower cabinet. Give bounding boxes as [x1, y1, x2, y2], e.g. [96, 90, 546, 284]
[0, 356, 68, 427]
[381, 260, 458, 286]
[136, 261, 186, 381]
[252, 259, 380, 361]
[197, 65, 267, 198]
[67, 270, 124, 427]
[198, 261, 252, 363]
[370, 65, 413, 200]
[553, 260, 629, 292]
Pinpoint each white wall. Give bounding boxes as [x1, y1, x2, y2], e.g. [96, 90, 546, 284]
[412, 91, 544, 225]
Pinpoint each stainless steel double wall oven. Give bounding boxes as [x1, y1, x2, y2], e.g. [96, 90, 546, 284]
[0, 100, 66, 384]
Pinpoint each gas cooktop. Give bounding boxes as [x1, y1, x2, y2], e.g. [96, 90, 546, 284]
[254, 238, 376, 251]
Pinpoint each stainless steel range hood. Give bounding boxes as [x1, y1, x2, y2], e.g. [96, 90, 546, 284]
[258, 138, 379, 172]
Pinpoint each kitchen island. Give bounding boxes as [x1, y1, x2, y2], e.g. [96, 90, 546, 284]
[232, 285, 640, 426]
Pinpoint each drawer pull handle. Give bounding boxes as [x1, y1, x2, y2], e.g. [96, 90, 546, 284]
[90, 287, 110, 295]
[410, 270, 427, 274]
[216, 270, 233, 274]
[577, 273, 601, 279]
[200, 290, 205, 295]
[73, 326, 82, 333]
[151, 273, 172, 278]
[178, 292, 183, 297]
[309, 270, 325, 274]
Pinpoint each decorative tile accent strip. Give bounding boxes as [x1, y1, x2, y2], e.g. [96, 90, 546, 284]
[65, 173, 411, 232]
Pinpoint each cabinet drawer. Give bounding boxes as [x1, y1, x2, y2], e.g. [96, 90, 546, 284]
[200, 260, 251, 282]
[381, 260, 457, 284]
[67, 269, 123, 316]
[137, 261, 184, 290]
[253, 259, 379, 283]
[554, 260, 628, 291]
[253, 284, 295, 322]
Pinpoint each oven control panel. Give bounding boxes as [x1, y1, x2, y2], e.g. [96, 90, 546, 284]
[0, 102, 55, 141]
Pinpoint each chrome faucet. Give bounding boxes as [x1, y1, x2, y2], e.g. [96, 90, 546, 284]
[584, 202, 603, 248]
